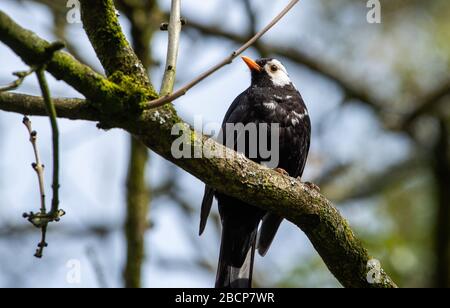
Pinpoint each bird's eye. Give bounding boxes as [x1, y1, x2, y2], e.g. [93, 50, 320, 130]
[270, 65, 278, 72]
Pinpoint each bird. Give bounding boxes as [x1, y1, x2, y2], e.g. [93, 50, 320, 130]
[199, 56, 311, 288]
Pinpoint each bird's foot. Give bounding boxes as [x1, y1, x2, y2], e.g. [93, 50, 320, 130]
[273, 168, 289, 176]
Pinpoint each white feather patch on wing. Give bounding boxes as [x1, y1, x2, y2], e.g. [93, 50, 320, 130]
[290, 110, 308, 126]
[263, 101, 277, 110]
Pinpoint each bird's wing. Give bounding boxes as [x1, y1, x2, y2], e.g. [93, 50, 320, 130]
[199, 185, 214, 235]
[199, 90, 252, 235]
[257, 213, 283, 256]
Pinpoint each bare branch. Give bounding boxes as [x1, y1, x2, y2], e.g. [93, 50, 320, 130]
[9, 42, 65, 258]
[146, 0, 300, 109]
[243, 0, 257, 36]
[0, 92, 98, 121]
[0, 68, 35, 92]
[14, 42, 66, 258]
[22, 115, 64, 258]
[35, 69, 60, 215]
[160, 0, 182, 96]
[86, 246, 109, 288]
[22, 117, 46, 216]
[0, 10, 129, 103]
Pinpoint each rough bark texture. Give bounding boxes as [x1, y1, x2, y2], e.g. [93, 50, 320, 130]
[0, 4, 397, 288]
[0, 92, 98, 120]
[79, 0, 151, 86]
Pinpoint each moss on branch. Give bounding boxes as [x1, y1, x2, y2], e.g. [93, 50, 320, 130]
[0, 92, 98, 121]
[79, 0, 154, 90]
[0, 11, 120, 103]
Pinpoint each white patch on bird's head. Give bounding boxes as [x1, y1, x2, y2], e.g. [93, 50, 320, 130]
[264, 59, 292, 88]
[263, 101, 277, 110]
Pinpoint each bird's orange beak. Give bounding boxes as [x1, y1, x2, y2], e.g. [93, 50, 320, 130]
[241, 56, 261, 72]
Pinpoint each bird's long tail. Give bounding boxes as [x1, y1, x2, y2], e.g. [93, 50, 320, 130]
[215, 221, 258, 288]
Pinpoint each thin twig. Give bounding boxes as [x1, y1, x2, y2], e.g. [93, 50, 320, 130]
[21, 42, 65, 258]
[36, 69, 60, 215]
[22, 116, 50, 258]
[160, 0, 182, 96]
[146, 0, 300, 109]
[22, 117, 46, 215]
[0, 68, 35, 92]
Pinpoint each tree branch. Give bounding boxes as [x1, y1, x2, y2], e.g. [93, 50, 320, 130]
[184, 17, 450, 132]
[0, 11, 397, 288]
[79, 0, 152, 89]
[160, 0, 182, 96]
[0, 95, 397, 287]
[18, 43, 66, 258]
[0, 10, 126, 104]
[145, 0, 300, 109]
[0, 92, 99, 121]
[124, 137, 149, 288]
[22, 116, 46, 217]
[0, 68, 35, 92]
[36, 69, 60, 215]
[115, 0, 160, 70]
[242, 0, 257, 37]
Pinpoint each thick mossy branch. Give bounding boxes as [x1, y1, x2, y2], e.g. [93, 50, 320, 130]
[150, 141, 397, 289]
[79, 0, 153, 90]
[0, 12, 396, 288]
[0, 8, 162, 124]
[0, 11, 123, 105]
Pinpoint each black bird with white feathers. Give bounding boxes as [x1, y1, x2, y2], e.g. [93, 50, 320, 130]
[200, 56, 311, 288]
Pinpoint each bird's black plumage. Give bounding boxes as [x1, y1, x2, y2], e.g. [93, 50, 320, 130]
[200, 57, 311, 288]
